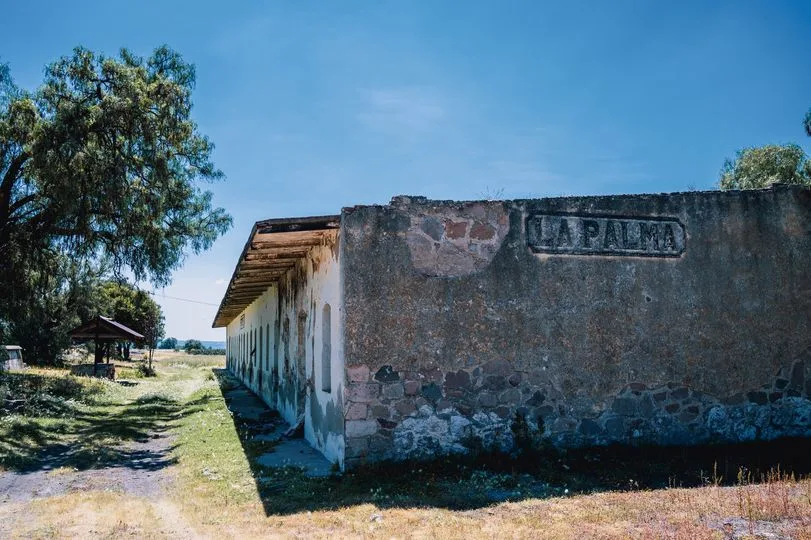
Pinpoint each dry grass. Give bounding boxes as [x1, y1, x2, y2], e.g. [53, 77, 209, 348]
[161, 478, 811, 539]
[0, 492, 198, 539]
[2, 356, 810, 539]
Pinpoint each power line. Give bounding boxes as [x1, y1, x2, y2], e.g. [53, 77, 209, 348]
[147, 291, 219, 307]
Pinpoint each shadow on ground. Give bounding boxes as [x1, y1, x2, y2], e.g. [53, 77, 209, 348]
[213, 369, 811, 516]
[0, 371, 179, 473]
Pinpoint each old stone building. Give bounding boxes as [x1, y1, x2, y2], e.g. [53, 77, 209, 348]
[213, 184, 811, 470]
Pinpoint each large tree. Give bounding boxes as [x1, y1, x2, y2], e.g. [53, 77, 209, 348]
[0, 46, 231, 288]
[720, 108, 811, 190]
[0, 46, 231, 362]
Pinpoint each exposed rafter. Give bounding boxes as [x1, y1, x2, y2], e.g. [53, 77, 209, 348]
[212, 214, 340, 328]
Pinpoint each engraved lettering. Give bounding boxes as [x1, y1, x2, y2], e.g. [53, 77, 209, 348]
[621, 221, 638, 249]
[663, 224, 676, 251]
[527, 213, 685, 258]
[639, 222, 659, 251]
[603, 220, 620, 249]
[527, 216, 543, 247]
[556, 219, 572, 247]
[582, 220, 600, 248]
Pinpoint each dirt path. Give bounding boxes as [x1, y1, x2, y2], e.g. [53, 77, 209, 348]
[0, 431, 173, 503]
[0, 425, 204, 539]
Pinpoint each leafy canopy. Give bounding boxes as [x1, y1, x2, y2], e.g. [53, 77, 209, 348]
[0, 46, 232, 288]
[720, 107, 811, 190]
[183, 339, 203, 352]
[159, 337, 178, 350]
[719, 144, 811, 190]
[99, 280, 164, 345]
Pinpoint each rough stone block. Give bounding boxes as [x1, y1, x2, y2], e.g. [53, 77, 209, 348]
[404, 380, 420, 395]
[383, 383, 405, 399]
[638, 395, 655, 418]
[372, 404, 390, 418]
[484, 375, 507, 391]
[420, 217, 443, 241]
[604, 417, 625, 438]
[670, 387, 689, 400]
[478, 392, 497, 407]
[347, 365, 370, 383]
[526, 391, 545, 406]
[470, 222, 496, 240]
[346, 383, 380, 403]
[375, 365, 400, 383]
[535, 405, 555, 419]
[444, 370, 471, 389]
[421, 382, 443, 402]
[395, 399, 416, 416]
[345, 402, 368, 420]
[499, 388, 522, 405]
[346, 420, 379, 438]
[435, 399, 453, 413]
[444, 219, 468, 239]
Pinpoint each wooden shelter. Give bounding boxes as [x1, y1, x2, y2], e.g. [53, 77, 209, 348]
[69, 316, 145, 367]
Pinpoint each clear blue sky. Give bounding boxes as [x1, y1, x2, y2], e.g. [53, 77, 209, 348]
[2, 1, 809, 340]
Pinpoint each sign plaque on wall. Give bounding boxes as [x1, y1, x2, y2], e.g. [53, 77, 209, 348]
[526, 214, 686, 257]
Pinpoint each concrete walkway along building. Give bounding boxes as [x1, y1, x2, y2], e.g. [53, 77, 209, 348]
[213, 185, 811, 470]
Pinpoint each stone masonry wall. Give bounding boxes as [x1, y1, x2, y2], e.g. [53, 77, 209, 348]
[339, 185, 811, 468]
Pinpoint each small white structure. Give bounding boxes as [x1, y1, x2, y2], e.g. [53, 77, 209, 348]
[2, 345, 25, 370]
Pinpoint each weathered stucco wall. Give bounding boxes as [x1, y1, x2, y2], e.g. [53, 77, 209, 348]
[339, 185, 811, 468]
[226, 239, 345, 466]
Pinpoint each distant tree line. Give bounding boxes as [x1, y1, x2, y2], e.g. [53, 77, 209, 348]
[157, 337, 224, 355]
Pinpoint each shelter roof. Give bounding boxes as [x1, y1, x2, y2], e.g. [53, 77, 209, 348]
[69, 316, 145, 342]
[212, 214, 340, 328]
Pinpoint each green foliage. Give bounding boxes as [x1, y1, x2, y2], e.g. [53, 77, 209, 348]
[183, 339, 203, 353]
[98, 280, 164, 348]
[0, 46, 230, 364]
[1, 46, 232, 286]
[720, 107, 811, 191]
[187, 348, 225, 355]
[159, 337, 178, 350]
[719, 144, 811, 190]
[137, 362, 157, 377]
[5, 256, 103, 365]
